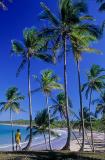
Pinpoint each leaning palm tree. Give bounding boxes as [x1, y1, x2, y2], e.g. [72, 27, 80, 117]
[32, 70, 63, 150]
[11, 27, 53, 150]
[40, 0, 101, 150]
[26, 108, 58, 150]
[0, 87, 24, 151]
[82, 64, 105, 151]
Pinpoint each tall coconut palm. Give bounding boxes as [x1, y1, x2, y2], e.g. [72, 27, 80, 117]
[0, 87, 24, 151]
[40, 0, 101, 150]
[82, 64, 105, 151]
[73, 107, 95, 150]
[26, 108, 58, 150]
[51, 92, 82, 147]
[71, 25, 101, 150]
[32, 70, 63, 150]
[11, 27, 53, 150]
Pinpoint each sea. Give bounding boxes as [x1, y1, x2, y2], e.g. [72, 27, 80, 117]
[0, 124, 80, 150]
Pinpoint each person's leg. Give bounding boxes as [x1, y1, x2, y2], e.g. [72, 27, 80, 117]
[16, 143, 17, 151]
[19, 143, 21, 151]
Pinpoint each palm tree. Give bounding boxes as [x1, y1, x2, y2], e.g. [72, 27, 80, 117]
[51, 92, 72, 119]
[27, 108, 58, 150]
[93, 92, 105, 148]
[82, 64, 105, 151]
[0, 87, 24, 151]
[32, 70, 63, 150]
[93, 91, 105, 116]
[73, 107, 95, 150]
[71, 26, 102, 150]
[11, 27, 53, 150]
[40, 0, 101, 150]
[73, 107, 95, 133]
[51, 92, 82, 147]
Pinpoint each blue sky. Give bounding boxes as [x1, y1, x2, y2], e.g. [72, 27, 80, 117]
[0, 0, 105, 121]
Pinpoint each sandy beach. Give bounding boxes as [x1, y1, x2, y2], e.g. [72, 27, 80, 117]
[29, 130, 105, 152]
[0, 129, 105, 152]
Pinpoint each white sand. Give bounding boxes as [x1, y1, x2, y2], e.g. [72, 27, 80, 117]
[0, 129, 105, 152]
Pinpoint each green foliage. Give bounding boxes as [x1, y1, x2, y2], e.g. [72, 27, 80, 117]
[11, 27, 54, 76]
[73, 107, 95, 131]
[82, 64, 105, 99]
[32, 70, 63, 95]
[0, 87, 24, 113]
[51, 92, 72, 119]
[40, 0, 101, 62]
[26, 109, 59, 140]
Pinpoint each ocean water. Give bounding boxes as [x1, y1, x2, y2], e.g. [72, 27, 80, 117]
[0, 124, 54, 149]
[0, 125, 28, 147]
[0, 125, 80, 150]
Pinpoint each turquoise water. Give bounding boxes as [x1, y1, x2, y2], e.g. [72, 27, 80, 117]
[0, 125, 28, 146]
[0, 124, 49, 149]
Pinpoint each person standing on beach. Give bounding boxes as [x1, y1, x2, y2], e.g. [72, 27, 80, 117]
[15, 129, 21, 151]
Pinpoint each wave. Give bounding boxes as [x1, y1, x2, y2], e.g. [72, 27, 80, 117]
[0, 129, 65, 150]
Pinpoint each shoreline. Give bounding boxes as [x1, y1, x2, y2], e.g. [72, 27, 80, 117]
[0, 127, 105, 152]
[0, 123, 28, 127]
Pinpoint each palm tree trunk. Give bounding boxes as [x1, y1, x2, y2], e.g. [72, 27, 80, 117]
[72, 130, 81, 147]
[43, 133, 47, 150]
[10, 109, 14, 151]
[76, 60, 85, 151]
[62, 37, 71, 150]
[104, 130, 105, 152]
[46, 95, 52, 150]
[23, 58, 32, 150]
[85, 129, 93, 150]
[89, 88, 95, 152]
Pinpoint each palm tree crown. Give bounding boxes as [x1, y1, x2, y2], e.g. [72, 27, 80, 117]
[73, 107, 95, 132]
[32, 70, 63, 95]
[51, 92, 72, 119]
[11, 27, 52, 76]
[32, 109, 55, 136]
[93, 92, 105, 116]
[0, 87, 24, 112]
[82, 64, 105, 98]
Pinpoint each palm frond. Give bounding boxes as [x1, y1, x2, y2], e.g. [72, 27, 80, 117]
[80, 15, 95, 21]
[35, 54, 54, 64]
[40, 2, 59, 26]
[31, 88, 41, 94]
[99, 2, 105, 11]
[11, 40, 25, 55]
[16, 59, 27, 77]
[81, 83, 88, 92]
